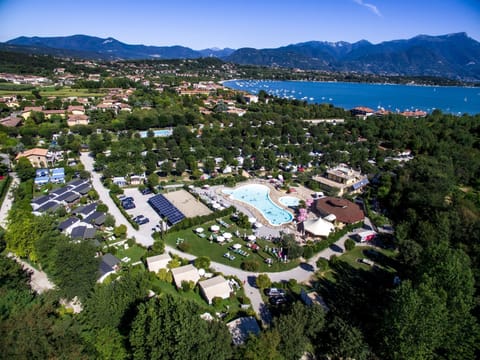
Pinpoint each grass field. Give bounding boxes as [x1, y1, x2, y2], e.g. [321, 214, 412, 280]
[164, 219, 299, 273]
[338, 245, 397, 272]
[115, 244, 146, 263]
[0, 87, 107, 98]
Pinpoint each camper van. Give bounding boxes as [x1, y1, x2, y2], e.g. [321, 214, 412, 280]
[355, 230, 377, 243]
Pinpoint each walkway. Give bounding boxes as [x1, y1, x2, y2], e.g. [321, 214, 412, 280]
[0, 173, 18, 228]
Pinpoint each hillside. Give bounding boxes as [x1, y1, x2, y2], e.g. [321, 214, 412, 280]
[4, 33, 480, 80]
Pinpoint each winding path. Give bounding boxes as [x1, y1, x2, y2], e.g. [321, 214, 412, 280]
[80, 152, 357, 323]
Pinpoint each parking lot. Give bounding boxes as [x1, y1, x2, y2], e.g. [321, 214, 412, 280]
[122, 188, 161, 230]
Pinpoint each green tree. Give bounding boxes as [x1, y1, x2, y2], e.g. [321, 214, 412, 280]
[15, 157, 36, 181]
[243, 330, 284, 360]
[382, 279, 447, 360]
[51, 239, 100, 300]
[194, 256, 211, 270]
[274, 302, 325, 360]
[129, 296, 232, 360]
[344, 238, 355, 251]
[318, 316, 369, 360]
[255, 274, 271, 289]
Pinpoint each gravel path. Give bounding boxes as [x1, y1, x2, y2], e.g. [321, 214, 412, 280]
[0, 173, 18, 228]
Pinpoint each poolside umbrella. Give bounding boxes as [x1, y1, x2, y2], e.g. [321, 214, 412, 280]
[247, 234, 256, 241]
[223, 232, 232, 240]
[248, 217, 256, 224]
[210, 225, 220, 232]
[254, 222, 263, 228]
[212, 202, 220, 209]
[233, 243, 242, 250]
[196, 227, 204, 233]
[217, 235, 225, 243]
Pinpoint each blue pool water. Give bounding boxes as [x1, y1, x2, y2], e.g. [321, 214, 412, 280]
[139, 129, 173, 138]
[279, 196, 300, 207]
[223, 79, 480, 115]
[223, 184, 293, 226]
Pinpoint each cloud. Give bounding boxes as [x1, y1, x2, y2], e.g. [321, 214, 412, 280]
[353, 0, 382, 17]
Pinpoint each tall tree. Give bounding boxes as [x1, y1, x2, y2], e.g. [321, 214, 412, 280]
[129, 295, 231, 360]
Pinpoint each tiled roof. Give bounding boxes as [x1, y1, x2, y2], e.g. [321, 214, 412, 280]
[315, 197, 364, 224]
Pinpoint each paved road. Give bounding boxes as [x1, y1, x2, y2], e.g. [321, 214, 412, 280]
[80, 152, 154, 247]
[80, 152, 363, 322]
[0, 172, 18, 228]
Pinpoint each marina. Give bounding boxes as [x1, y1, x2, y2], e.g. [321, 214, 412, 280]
[224, 79, 480, 115]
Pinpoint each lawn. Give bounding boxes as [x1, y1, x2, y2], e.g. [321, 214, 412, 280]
[164, 219, 300, 272]
[338, 245, 397, 272]
[0, 87, 107, 98]
[114, 244, 147, 264]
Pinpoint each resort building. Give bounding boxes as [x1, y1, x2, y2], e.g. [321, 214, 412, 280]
[312, 164, 368, 196]
[67, 114, 89, 127]
[171, 264, 200, 289]
[15, 148, 48, 167]
[198, 275, 232, 304]
[302, 217, 335, 238]
[314, 196, 365, 225]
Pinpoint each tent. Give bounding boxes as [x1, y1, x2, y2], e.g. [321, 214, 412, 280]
[217, 235, 225, 243]
[223, 232, 232, 240]
[210, 225, 220, 232]
[247, 234, 256, 241]
[196, 227, 204, 233]
[303, 218, 335, 237]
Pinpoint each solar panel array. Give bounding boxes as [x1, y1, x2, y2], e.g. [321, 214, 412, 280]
[148, 194, 185, 225]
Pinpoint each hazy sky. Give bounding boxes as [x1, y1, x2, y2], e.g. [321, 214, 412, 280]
[1, 0, 479, 49]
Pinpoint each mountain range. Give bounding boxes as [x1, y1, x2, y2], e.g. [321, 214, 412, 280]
[3, 33, 480, 81]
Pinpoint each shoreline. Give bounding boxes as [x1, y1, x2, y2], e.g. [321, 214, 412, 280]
[222, 79, 480, 115]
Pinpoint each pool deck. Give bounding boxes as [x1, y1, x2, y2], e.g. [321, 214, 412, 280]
[212, 179, 314, 232]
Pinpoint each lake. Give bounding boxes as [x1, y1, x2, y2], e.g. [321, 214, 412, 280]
[223, 79, 480, 115]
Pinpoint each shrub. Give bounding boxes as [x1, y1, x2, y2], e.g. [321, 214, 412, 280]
[302, 246, 314, 259]
[177, 241, 191, 252]
[194, 256, 211, 270]
[212, 296, 223, 308]
[345, 238, 356, 251]
[316, 257, 329, 271]
[256, 274, 271, 289]
[241, 260, 260, 272]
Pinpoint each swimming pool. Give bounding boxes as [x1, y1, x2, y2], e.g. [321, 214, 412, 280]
[139, 129, 173, 138]
[223, 184, 293, 226]
[279, 196, 300, 207]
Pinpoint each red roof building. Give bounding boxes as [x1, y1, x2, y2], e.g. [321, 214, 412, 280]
[315, 197, 364, 224]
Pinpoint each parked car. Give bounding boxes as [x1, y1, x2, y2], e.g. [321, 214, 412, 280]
[264, 288, 286, 297]
[122, 201, 135, 210]
[140, 188, 152, 195]
[137, 217, 150, 225]
[269, 296, 287, 305]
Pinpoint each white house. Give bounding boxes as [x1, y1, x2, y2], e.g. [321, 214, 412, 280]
[171, 264, 200, 289]
[199, 275, 232, 304]
[146, 253, 171, 273]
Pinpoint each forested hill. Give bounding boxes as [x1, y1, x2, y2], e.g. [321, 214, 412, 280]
[227, 33, 480, 81]
[3, 33, 480, 81]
